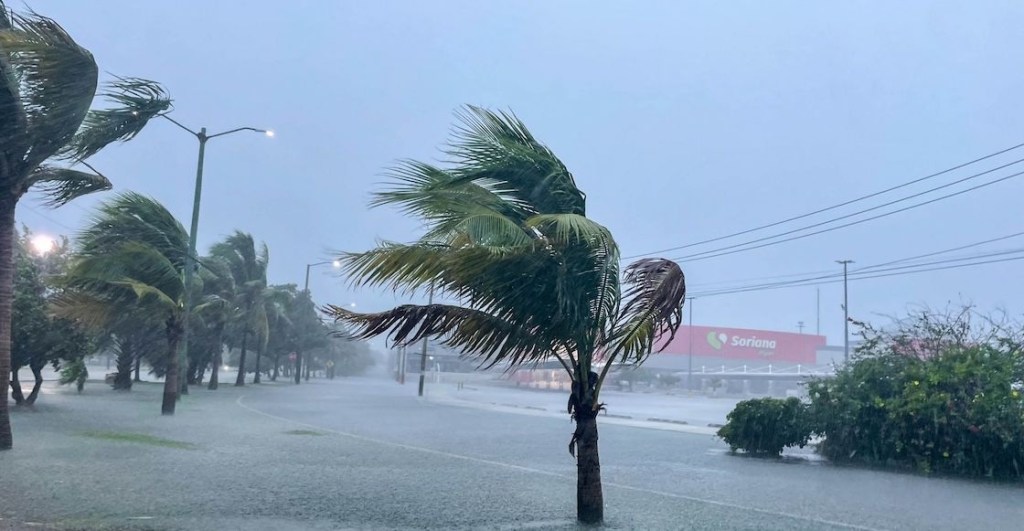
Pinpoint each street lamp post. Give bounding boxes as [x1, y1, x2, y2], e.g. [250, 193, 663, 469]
[157, 113, 272, 396]
[296, 260, 340, 384]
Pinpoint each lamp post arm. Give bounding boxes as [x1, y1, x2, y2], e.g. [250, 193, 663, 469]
[158, 113, 200, 137]
[208, 127, 269, 139]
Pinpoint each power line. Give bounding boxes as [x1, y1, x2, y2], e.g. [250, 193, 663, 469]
[688, 230, 1024, 293]
[670, 167, 1024, 263]
[854, 230, 1024, 272]
[18, 203, 77, 232]
[691, 250, 1024, 298]
[692, 247, 1024, 297]
[624, 140, 1024, 260]
[686, 267, 836, 291]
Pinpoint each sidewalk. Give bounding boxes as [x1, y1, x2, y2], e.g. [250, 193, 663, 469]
[424, 380, 740, 434]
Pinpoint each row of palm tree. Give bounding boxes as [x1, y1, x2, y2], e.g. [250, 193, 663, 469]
[52, 193, 322, 414]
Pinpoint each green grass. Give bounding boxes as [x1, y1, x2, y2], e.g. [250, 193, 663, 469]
[284, 429, 324, 436]
[78, 431, 196, 449]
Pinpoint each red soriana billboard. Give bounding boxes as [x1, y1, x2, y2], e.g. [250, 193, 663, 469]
[657, 326, 826, 364]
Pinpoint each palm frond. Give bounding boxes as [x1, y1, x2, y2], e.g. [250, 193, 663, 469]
[79, 192, 190, 270]
[51, 291, 119, 329]
[63, 240, 184, 313]
[525, 213, 613, 247]
[337, 242, 449, 295]
[324, 303, 556, 368]
[447, 105, 586, 216]
[0, 6, 98, 174]
[61, 76, 171, 161]
[25, 164, 111, 206]
[604, 258, 687, 363]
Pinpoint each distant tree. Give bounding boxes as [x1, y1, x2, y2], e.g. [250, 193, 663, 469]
[55, 193, 190, 415]
[0, 1, 170, 449]
[192, 257, 234, 390]
[264, 284, 298, 381]
[292, 292, 329, 383]
[104, 313, 164, 390]
[210, 232, 270, 386]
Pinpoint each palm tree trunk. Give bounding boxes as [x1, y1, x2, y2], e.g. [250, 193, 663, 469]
[114, 344, 133, 390]
[271, 352, 279, 381]
[253, 343, 262, 384]
[575, 410, 604, 524]
[0, 196, 16, 449]
[133, 354, 142, 382]
[208, 346, 220, 390]
[25, 363, 43, 404]
[186, 356, 198, 385]
[10, 366, 24, 405]
[293, 349, 302, 384]
[235, 331, 248, 386]
[162, 319, 183, 415]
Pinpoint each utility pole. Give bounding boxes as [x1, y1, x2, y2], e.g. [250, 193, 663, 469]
[797, 321, 805, 334]
[417, 284, 435, 397]
[836, 260, 854, 363]
[686, 297, 695, 392]
[816, 287, 820, 336]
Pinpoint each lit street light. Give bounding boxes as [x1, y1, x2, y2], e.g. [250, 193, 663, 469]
[304, 260, 341, 292]
[157, 113, 273, 396]
[29, 234, 56, 255]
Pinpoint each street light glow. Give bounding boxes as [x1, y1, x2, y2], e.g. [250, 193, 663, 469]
[264, 130, 275, 138]
[30, 234, 56, 255]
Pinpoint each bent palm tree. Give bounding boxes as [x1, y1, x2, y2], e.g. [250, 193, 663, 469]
[325, 107, 686, 524]
[55, 193, 190, 415]
[0, 2, 170, 449]
[210, 232, 270, 386]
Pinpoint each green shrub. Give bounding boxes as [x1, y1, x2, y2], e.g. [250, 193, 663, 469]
[807, 308, 1024, 479]
[717, 397, 812, 456]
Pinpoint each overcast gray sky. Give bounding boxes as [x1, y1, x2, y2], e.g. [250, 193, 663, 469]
[18, 1, 1024, 347]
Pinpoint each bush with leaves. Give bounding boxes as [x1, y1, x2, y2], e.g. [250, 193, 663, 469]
[807, 307, 1024, 478]
[717, 397, 813, 455]
[59, 358, 88, 393]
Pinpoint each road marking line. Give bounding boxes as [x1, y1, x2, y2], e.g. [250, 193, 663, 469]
[235, 395, 887, 531]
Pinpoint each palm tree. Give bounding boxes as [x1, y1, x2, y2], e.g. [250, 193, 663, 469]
[0, 2, 170, 449]
[251, 286, 291, 383]
[265, 284, 298, 381]
[210, 232, 270, 386]
[55, 193, 190, 415]
[325, 107, 686, 524]
[193, 257, 234, 390]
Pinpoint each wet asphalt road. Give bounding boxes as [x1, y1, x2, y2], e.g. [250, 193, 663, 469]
[2, 377, 1023, 530]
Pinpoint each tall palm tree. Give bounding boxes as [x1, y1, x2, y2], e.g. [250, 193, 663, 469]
[0, 2, 170, 449]
[251, 286, 291, 383]
[193, 257, 234, 390]
[55, 193, 190, 415]
[264, 284, 303, 381]
[325, 107, 686, 524]
[210, 232, 270, 386]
